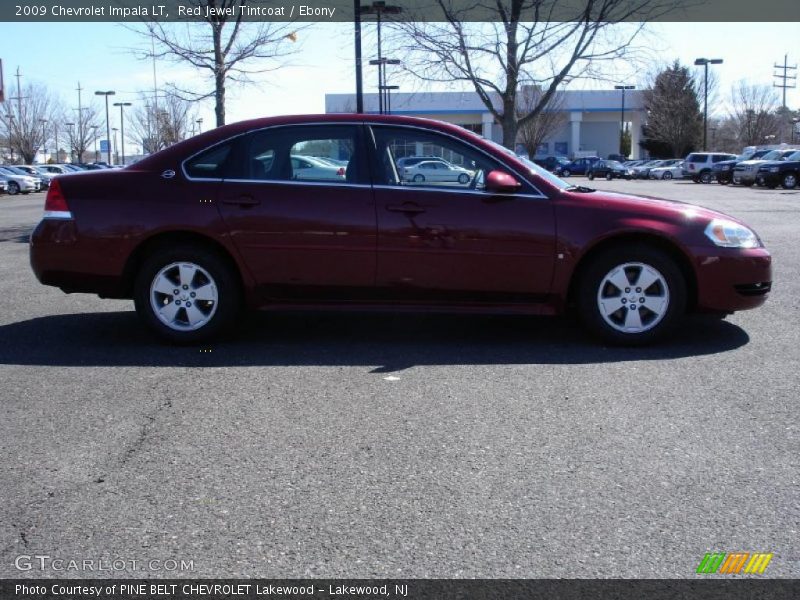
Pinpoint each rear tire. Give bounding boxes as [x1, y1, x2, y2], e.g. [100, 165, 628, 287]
[134, 244, 241, 344]
[699, 170, 712, 184]
[577, 245, 686, 346]
[587, 172, 595, 180]
[663, 172, 673, 180]
[605, 172, 613, 181]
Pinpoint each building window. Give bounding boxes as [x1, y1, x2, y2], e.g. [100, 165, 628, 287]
[554, 142, 568, 156]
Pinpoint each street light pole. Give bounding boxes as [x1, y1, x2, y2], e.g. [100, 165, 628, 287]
[694, 58, 723, 150]
[39, 119, 47, 163]
[112, 128, 119, 165]
[614, 85, 635, 156]
[91, 125, 98, 162]
[360, 2, 402, 114]
[95, 90, 116, 164]
[113, 102, 132, 165]
[354, 0, 364, 113]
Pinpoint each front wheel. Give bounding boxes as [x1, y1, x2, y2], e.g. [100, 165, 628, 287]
[412, 174, 425, 183]
[587, 172, 595, 180]
[662, 172, 673, 180]
[7, 181, 20, 195]
[560, 169, 571, 177]
[134, 245, 241, 343]
[457, 173, 469, 184]
[577, 246, 686, 345]
[605, 172, 614, 181]
[699, 170, 713, 184]
[782, 172, 797, 189]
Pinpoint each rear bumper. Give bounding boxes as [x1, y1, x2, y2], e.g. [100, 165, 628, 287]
[691, 247, 772, 312]
[30, 218, 129, 297]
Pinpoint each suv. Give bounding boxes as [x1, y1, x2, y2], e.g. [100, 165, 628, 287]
[558, 156, 600, 177]
[682, 152, 737, 183]
[755, 149, 800, 189]
[734, 149, 798, 186]
[713, 150, 771, 185]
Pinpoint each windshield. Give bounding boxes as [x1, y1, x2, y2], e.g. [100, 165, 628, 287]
[606, 161, 623, 168]
[785, 150, 800, 161]
[760, 150, 783, 160]
[484, 139, 571, 190]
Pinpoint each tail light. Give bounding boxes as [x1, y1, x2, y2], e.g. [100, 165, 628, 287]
[43, 179, 72, 219]
[336, 167, 346, 177]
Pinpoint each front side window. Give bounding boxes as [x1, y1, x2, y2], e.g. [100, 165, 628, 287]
[371, 126, 497, 190]
[185, 143, 233, 179]
[243, 125, 362, 184]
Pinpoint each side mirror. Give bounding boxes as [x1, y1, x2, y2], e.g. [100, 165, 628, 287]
[485, 170, 522, 193]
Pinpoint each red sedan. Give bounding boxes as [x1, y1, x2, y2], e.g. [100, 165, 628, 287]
[30, 114, 772, 345]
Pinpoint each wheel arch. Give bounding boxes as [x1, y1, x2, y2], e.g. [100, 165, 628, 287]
[566, 232, 698, 312]
[121, 230, 247, 300]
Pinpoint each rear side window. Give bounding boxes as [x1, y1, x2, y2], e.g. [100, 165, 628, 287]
[712, 154, 733, 162]
[686, 154, 706, 163]
[185, 143, 233, 179]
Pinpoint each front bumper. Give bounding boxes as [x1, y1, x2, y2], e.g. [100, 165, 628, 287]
[691, 247, 772, 313]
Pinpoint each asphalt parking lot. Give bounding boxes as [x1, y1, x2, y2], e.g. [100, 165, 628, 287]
[1, 180, 798, 578]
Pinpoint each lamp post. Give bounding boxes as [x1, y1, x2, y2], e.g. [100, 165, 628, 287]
[91, 125, 99, 162]
[694, 58, 723, 150]
[360, 2, 402, 114]
[112, 128, 119, 165]
[113, 102, 132, 165]
[39, 119, 47, 163]
[95, 90, 116, 164]
[65, 122, 75, 162]
[196, 117, 203, 133]
[614, 85, 635, 157]
[380, 84, 400, 114]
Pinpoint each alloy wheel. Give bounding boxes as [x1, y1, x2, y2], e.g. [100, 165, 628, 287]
[596, 262, 670, 334]
[149, 262, 219, 332]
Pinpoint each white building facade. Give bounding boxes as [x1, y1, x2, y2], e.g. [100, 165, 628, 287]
[325, 88, 645, 160]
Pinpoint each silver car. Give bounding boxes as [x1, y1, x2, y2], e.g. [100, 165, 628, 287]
[0, 166, 38, 195]
[403, 159, 474, 184]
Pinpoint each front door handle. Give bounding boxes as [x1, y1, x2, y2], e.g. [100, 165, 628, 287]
[387, 202, 425, 214]
[222, 196, 261, 208]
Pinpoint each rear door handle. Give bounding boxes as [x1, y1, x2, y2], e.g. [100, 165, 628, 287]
[222, 196, 261, 208]
[387, 202, 426, 214]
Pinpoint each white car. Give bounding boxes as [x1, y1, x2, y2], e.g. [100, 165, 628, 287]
[0, 167, 39, 195]
[14, 165, 54, 189]
[290, 155, 346, 181]
[403, 160, 473, 184]
[649, 161, 685, 180]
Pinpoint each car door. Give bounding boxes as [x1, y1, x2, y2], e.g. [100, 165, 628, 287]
[369, 125, 556, 301]
[210, 123, 377, 301]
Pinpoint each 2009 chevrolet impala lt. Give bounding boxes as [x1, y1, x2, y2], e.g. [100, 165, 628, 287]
[30, 115, 772, 345]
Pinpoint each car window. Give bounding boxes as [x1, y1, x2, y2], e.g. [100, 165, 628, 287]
[243, 125, 360, 184]
[686, 154, 705, 163]
[371, 126, 497, 190]
[185, 142, 233, 179]
[712, 154, 732, 162]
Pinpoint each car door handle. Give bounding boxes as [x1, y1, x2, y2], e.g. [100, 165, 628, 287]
[387, 203, 426, 214]
[222, 196, 261, 208]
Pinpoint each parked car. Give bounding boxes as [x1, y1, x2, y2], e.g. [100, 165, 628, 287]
[30, 114, 772, 346]
[558, 156, 600, 177]
[0, 166, 39, 194]
[755, 150, 800, 189]
[533, 156, 570, 173]
[0, 179, 6, 194]
[733, 149, 797, 186]
[403, 159, 473, 184]
[14, 165, 53, 190]
[586, 160, 633, 180]
[631, 160, 667, 179]
[395, 156, 443, 170]
[649, 161, 685, 180]
[289, 155, 346, 181]
[713, 150, 772, 184]
[2, 166, 43, 191]
[682, 152, 738, 183]
[37, 165, 76, 176]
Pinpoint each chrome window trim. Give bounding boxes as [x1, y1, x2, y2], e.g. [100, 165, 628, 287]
[372, 184, 547, 200]
[222, 178, 372, 190]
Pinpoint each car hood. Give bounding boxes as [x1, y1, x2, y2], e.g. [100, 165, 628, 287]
[567, 189, 742, 225]
[737, 158, 775, 167]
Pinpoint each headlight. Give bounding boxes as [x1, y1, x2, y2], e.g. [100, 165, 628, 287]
[704, 219, 760, 248]
[769, 167, 780, 173]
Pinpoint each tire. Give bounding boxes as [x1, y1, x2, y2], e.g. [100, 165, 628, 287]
[742, 181, 754, 187]
[412, 174, 425, 183]
[605, 172, 613, 181]
[662, 172, 673, 180]
[691, 176, 700, 183]
[782, 172, 797, 189]
[561, 169, 571, 177]
[576, 245, 686, 346]
[7, 181, 20, 195]
[587, 172, 595, 180]
[457, 173, 469, 184]
[699, 170, 713, 184]
[134, 244, 241, 344]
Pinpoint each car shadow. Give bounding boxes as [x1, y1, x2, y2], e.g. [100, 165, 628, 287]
[0, 225, 33, 244]
[0, 311, 749, 371]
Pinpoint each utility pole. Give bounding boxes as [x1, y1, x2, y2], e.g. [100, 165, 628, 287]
[773, 54, 797, 142]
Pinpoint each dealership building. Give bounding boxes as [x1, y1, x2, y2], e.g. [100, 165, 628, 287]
[325, 88, 646, 160]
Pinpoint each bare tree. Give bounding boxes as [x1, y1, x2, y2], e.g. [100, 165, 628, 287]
[516, 85, 567, 157]
[1, 82, 58, 164]
[137, 1, 301, 127]
[729, 82, 780, 147]
[389, 0, 678, 148]
[128, 92, 196, 153]
[65, 105, 100, 162]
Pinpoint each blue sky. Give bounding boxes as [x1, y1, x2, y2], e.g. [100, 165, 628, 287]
[1, 21, 797, 138]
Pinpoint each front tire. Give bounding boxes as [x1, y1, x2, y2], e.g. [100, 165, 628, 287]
[412, 174, 425, 183]
[134, 245, 241, 343]
[782, 172, 797, 189]
[587, 172, 595, 180]
[7, 181, 20, 195]
[663, 172, 673, 180]
[699, 170, 713, 184]
[577, 246, 686, 346]
[605, 172, 614, 181]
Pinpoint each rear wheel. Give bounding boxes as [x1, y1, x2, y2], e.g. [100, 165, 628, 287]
[577, 246, 686, 345]
[134, 245, 241, 343]
[561, 169, 571, 177]
[699, 170, 713, 184]
[457, 173, 469, 184]
[587, 172, 595, 180]
[412, 174, 425, 183]
[662, 172, 673, 180]
[605, 172, 613, 181]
